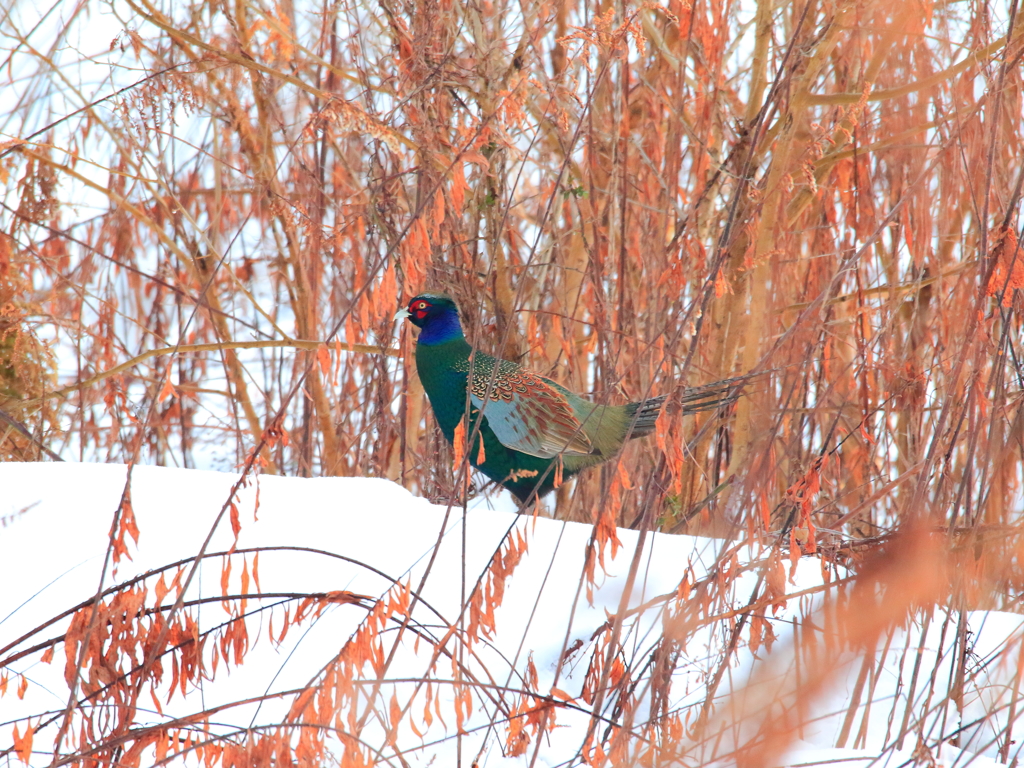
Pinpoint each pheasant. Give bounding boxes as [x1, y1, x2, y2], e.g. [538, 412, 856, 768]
[397, 293, 743, 503]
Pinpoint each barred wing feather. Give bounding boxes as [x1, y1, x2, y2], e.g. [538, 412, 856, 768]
[466, 361, 594, 459]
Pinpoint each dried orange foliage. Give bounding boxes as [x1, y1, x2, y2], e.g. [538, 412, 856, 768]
[2, 0, 1024, 765]
[987, 226, 1024, 307]
[467, 526, 528, 642]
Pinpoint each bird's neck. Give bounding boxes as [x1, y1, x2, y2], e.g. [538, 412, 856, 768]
[414, 333, 473, 374]
[417, 309, 465, 346]
[414, 333, 473, 441]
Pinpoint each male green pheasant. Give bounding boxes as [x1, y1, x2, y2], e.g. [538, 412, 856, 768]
[397, 293, 740, 503]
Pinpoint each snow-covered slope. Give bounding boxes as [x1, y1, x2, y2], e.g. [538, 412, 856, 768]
[0, 463, 1019, 767]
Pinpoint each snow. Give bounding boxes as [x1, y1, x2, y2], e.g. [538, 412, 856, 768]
[1, 463, 1021, 767]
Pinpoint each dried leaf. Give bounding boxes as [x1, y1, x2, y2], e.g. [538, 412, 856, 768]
[452, 415, 466, 470]
[316, 343, 330, 377]
[12, 724, 32, 764]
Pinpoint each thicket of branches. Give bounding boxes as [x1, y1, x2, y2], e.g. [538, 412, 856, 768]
[2, 0, 1024, 764]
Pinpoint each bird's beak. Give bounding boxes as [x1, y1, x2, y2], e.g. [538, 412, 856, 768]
[394, 307, 411, 322]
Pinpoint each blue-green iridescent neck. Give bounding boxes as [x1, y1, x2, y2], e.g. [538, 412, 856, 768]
[417, 307, 465, 345]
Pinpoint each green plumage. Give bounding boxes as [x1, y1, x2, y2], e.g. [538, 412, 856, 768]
[399, 293, 734, 503]
[414, 336, 655, 502]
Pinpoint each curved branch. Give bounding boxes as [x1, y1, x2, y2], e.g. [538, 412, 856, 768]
[804, 34, 1012, 105]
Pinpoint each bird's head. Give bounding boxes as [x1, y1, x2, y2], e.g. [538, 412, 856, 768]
[395, 293, 464, 344]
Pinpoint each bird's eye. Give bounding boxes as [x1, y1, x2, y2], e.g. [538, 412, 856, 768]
[414, 301, 429, 310]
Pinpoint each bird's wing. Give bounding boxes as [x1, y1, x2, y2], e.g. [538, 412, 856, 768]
[467, 360, 594, 459]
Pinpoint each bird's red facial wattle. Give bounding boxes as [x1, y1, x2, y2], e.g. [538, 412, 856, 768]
[410, 299, 430, 320]
[396, 293, 461, 336]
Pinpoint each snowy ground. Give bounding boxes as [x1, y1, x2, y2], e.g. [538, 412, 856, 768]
[0, 463, 1020, 767]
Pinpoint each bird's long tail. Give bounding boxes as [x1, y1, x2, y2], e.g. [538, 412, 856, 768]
[624, 395, 668, 439]
[624, 371, 766, 440]
[678, 373, 760, 414]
